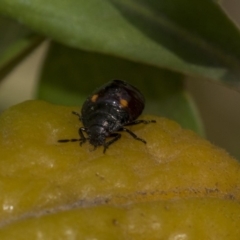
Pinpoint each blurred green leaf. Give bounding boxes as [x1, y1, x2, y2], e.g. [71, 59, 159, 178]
[0, 16, 44, 80]
[0, 0, 240, 84]
[38, 42, 204, 135]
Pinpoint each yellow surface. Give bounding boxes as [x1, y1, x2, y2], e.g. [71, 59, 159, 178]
[0, 100, 240, 239]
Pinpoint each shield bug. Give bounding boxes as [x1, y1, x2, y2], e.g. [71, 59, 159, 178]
[58, 79, 156, 153]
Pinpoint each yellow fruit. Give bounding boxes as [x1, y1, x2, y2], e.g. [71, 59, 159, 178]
[0, 100, 239, 239]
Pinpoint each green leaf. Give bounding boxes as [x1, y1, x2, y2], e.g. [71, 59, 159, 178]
[0, 15, 44, 80]
[38, 42, 204, 135]
[0, 0, 240, 83]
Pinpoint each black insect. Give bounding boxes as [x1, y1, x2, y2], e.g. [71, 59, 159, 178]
[58, 79, 156, 153]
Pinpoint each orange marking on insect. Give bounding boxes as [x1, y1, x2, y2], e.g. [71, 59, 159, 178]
[91, 94, 98, 102]
[120, 98, 128, 108]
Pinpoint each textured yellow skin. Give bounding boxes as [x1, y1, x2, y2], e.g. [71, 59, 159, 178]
[0, 100, 240, 239]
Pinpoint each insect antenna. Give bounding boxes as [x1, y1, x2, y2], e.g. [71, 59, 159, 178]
[58, 138, 82, 143]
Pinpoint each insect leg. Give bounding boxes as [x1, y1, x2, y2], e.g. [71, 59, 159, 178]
[121, 127, 146, 144]
[78, 127, 88, 146]
[103, 133, 121, 153]
[72, 111, 82, 121]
